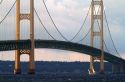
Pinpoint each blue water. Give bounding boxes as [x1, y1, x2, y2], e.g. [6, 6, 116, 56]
[0, 73, 125, 82]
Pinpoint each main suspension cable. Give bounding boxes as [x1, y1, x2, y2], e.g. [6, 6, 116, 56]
[76, 28, 91, 43]
[43, 0, 69, 41]
[34, 8, 57, 40]
[94, 6, 110, 52]
[104, 10, 121, 58]
[0, 1, 16, 24]
[44, 0, 47, 3]
[94, 5, 120, 56]
[0, 0, 3, 4]
[43, 0, 92, 42]
[70, 5, 91, 41]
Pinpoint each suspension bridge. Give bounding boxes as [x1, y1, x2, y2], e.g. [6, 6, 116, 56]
[0, 0, 125, 75]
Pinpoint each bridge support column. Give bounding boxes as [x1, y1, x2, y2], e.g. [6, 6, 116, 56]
[89, 56, 95, 75]
[89, 0, 104, 75]
[14, 50, 35, 74]
[28, 0, 35, 74]
[100, 54, 104, 74]
[15, 0, 35, 74]
[14, 51, 21, 74]
[14, 0, 21, 74]
[28, 52, 35, 74]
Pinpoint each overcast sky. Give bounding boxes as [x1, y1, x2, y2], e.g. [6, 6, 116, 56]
[0, 0, 125, 61]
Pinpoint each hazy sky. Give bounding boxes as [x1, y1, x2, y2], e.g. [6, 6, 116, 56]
[0, 0, 125, 61]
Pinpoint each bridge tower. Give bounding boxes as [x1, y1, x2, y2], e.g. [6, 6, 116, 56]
[89, 0, 104, 74]
[14, 0, 35, 74]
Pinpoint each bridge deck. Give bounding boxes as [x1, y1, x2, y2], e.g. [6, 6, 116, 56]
[0, 40, 125, 64]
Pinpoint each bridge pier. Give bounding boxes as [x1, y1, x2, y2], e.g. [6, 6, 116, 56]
[14, 50, 35, 74]
[14, 51, 21, 74]
[28, 52, 35, 74]
[99, 55, 104, 74]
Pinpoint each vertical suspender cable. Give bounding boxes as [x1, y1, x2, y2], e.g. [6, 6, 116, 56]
[43, 0, 69, 41]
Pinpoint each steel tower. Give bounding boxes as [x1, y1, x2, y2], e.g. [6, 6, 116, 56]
[89, 0, 104, 74]
[14, 0, 35, 74]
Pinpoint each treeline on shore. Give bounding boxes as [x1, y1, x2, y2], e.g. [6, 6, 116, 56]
[0, 61, 112, 74]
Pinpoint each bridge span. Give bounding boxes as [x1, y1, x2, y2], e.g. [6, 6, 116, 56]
[0, 40, 125, 73]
